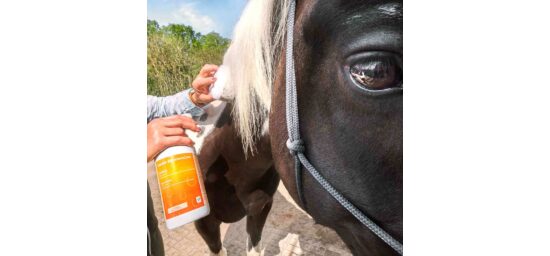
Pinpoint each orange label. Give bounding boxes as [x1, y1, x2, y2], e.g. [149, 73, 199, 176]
[155, 153, 205, 220]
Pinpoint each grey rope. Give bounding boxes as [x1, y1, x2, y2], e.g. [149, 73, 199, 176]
[284, 1, 403, 254]
[284, 0, 306, 209]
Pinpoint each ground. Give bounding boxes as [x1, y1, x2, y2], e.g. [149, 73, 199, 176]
[148, 163, 352, 256]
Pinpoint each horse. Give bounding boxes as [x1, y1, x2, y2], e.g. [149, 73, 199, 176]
[212, 0, 403, 255]
[193, 102, 278, 256]
[191, 1, 287, 255]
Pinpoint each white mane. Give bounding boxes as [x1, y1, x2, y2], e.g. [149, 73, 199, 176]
[222, 0, 291, 154]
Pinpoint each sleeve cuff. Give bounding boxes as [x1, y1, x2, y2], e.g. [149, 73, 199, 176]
[181, 89, 205, 117]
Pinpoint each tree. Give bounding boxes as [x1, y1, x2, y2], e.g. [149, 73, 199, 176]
[147, 19, 159, 35]
[200, 32, 230, 50]
[162, 24, 200, 49]
[147, 20, 231, 96]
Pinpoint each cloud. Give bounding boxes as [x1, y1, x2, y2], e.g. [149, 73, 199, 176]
[170, 3, 216, 34]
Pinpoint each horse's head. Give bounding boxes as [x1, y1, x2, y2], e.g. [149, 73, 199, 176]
[222, 0, 402, 254]
[269, 0, 403, 254]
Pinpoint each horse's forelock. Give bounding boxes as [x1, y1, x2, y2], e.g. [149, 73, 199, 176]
[223, 0, 291, 155]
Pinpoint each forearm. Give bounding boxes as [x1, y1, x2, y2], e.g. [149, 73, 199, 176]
[147, 89, 205, 122]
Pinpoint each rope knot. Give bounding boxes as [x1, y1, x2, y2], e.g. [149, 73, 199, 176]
[286, 139, 305, 155]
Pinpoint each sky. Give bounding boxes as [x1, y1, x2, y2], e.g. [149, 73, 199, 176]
[147, 0, 247, 38]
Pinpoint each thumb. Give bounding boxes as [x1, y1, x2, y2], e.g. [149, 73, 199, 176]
[198, 93, 214, 103]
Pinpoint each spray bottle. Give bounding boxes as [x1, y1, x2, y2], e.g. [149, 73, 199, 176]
[154, 114, 210, 229]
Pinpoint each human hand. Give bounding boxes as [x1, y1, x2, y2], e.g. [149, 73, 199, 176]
[191, 64, 218, 105]
[147, 115, 201, 162]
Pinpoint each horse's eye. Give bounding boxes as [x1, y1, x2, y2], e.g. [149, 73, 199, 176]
[349, 57, 402, 91]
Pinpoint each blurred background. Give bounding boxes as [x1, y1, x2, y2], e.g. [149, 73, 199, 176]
[147, 0, 246, 96]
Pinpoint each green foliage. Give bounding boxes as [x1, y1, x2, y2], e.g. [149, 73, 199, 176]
[147, 19, 230, 96]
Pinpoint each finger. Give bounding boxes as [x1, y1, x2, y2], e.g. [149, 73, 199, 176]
[164, 115, 193, 122]
[166, 115, 200, 132]
[196, 87, 210, 95]
[164, 136, 195, 147]
[162, 117, 197, 130]
[200, 64, 219, 76]
[197, 88, 209, 95]
[200, 66, 218, 77]
[194, 76, 217, 88]
[163, 127, 185, 136]
[197, 93, 214, 103]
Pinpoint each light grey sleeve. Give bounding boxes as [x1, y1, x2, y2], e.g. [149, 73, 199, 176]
[147, 88, 205, 122]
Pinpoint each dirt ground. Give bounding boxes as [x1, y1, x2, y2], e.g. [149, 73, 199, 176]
[147, 163, 351, 256]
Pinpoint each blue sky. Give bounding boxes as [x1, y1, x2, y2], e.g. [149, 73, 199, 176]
[147, 0, 247, 38]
